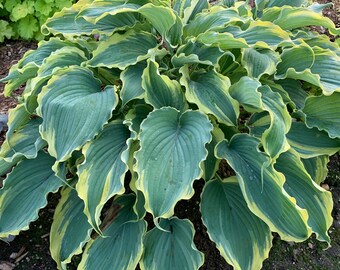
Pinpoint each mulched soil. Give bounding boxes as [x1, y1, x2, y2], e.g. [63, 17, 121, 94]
[0, 1, 339, 269]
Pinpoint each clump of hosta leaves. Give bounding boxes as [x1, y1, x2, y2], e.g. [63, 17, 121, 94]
[0, 0, 340, 269]
[0, 0, 75, 41]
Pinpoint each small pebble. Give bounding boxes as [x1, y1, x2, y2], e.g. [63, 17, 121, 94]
[321, 184, 330, 190]
[9, 252, 17, 259]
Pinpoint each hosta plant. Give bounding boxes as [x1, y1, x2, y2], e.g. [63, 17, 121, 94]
[0, 0, 340, 269]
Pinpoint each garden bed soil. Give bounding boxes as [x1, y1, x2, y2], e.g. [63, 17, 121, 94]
[0, 1, 340, 269]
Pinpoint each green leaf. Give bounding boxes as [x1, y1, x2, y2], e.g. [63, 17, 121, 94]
[4, 104, 30, 139]
[16, 15, 39, 40]
[0, 158, 17, 177]
[260, 80, 292, 106]
[307, 2, 333, 14]
[201, 177, 272, 270]
[1, 65, 37, 97]
[256, 0, 306, 9]
[165, 13, 183, 47]
[241, 84, 291, 160]
[276, 46, 340, 95]
[26, 46, 88, 109]
[140, 217, 204, 270]
[202, 126, 224, 181]
[37, 46, 88, 78]
[183, 6, 243, 37]
[216, 134, 311, 241]
[171, 40, 225, 67]
[0, 118, 45, 162]
[135, 108, 212, 219]
[276, 43, 315, 76]
[142, 60, 187, 111]
[35, 0, 53, 16]
[54, 0, 73, 9]
[20, 38, 77, 68]
[223, 21, 291, 48]
[120, 62, 147, 106]
[172, 0, 208, 23]
[220, 0, 236, 7]
[0, 20, 14, 43]
[180, 67, 239, 126]
[10, 2, 33, 21]
[302, 93, 340, 139]
[258, 85, 291, 160]
[0, 151, 63, 238]
[309, 47, 340, 95]
[76, 121, 131, 233]
[78, 194, 147, 270]
[87, 30, 160, 70]
[124, 104, 153, 135]
[246, 111, 270, 138]
[301, 34, 340, 54]
[286, 122, 340, 158]
[50, 187, 92, 270]
[77, 1, 141, 23]
[241, 48, 280, 79]
[229, 76, 262, 112]
[4, 0, 21, 12]
[1, 38, 79, 96]
[37, 67, 118, 161]
[42, 4, 140, 36]
[197, 31, 249, 50]
[138, 4, 179, 45]
[78, 2, 178, 44]
[267, 6, 338, 35]
[301, 156, 329, 185]
[275, 150, 333, 244]
[275, 79, 307, 110]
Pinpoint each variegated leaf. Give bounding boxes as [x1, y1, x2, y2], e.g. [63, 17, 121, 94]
[87, 30, 161, 70]
[275, 149, 333, 244]
[50, 187, 92, 270]
[223, 21, 291, 48]
[303, 93, 340, 138]
[183, 6, 243, 37]
[263, 6, 339, 35]
[287, 122, 340, 158]
[76, 121, 131, 233]
[216, 134, 311, 242]
[202, 126, 224, 181]
[120, 62, 147, 106]
[140, 217, 204, 270]
[135, 107, 212, 219]
[302, 156, 329, 185]
[0, 118, 45, 162]
[180, 67, 239, 126]
[229, 76, 262, 112]
[258, 85, 291, 160]
[142, 60, 187, 111]
[241, 48, 280, 79]
[201, 177, 272, 270]
[78, 195, 147, 270]
[0, 152, 63, 238]
[172, 40, 224, 67]
[37, 67, 118, 161]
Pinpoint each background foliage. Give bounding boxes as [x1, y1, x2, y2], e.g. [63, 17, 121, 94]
[0, 0, 74, 42]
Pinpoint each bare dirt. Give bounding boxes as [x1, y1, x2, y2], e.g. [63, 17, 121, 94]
[0, 1, 339, 269]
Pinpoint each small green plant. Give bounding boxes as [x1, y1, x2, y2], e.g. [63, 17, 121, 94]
[0, 0, 74, 41]
[0, 0, 339, 269]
